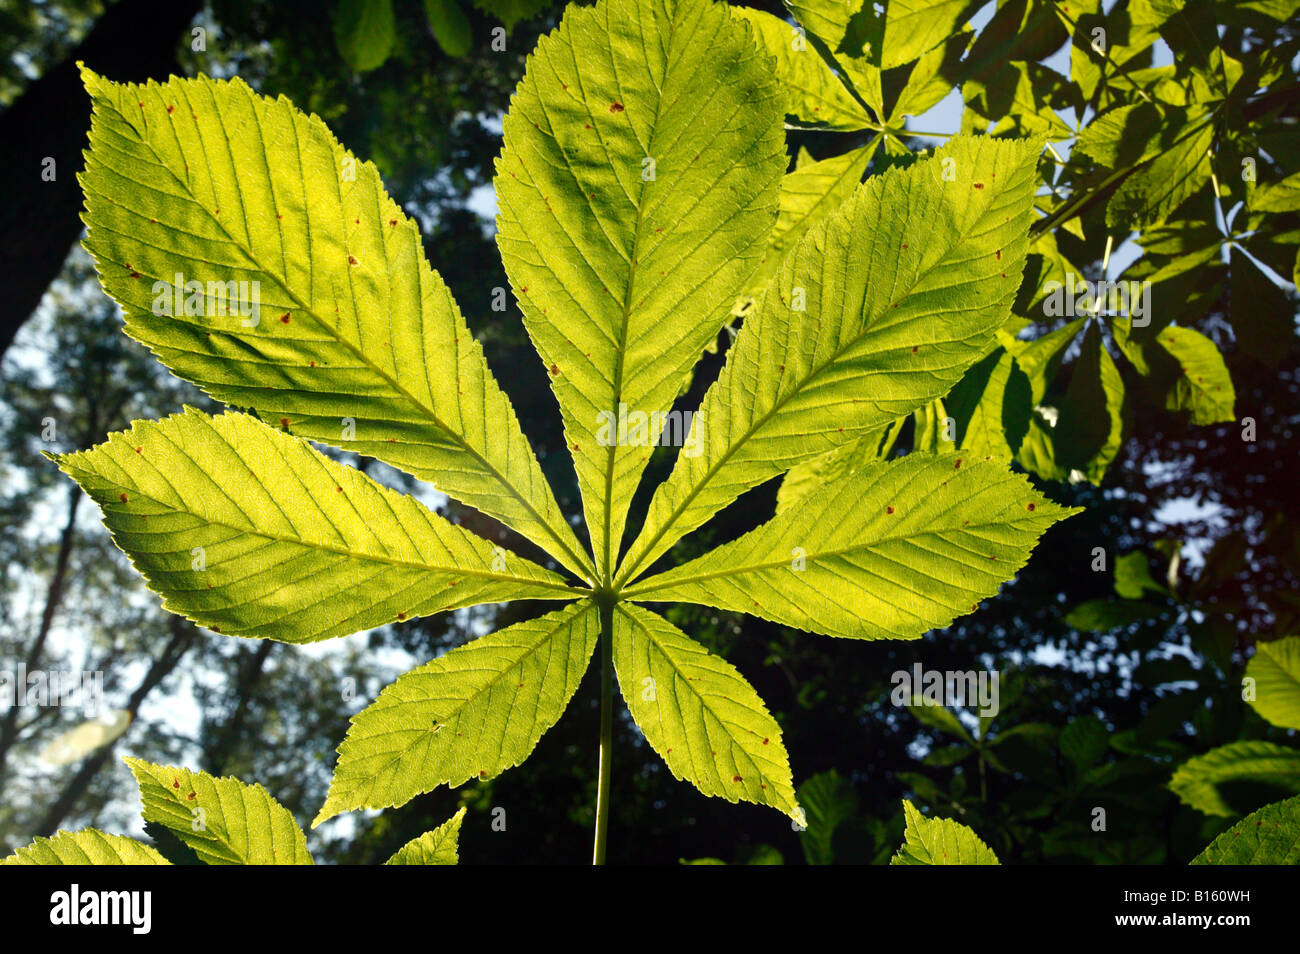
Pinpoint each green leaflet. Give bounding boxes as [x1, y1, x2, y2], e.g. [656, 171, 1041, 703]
[316, 602, 600, 825]
[385, 808, 467, 865]
[891, 799, 999, 865]
[774, 418, 902, 515]
[126, 758, 314, 864]
[335, 0, 397, 71]
[1169, 741, 1300, 817]
[732, 7, 873, 130]
[784, 0, 883, 118]
[626, 454, 1078, 640]
[889, 27, 973, 122]
[2, 830, 170, 866]
[944, 347, 1032, 460]
[53, 409, 573, 643]
[1054, 321, 1126, 483]
[747, 142, 879, 301]
[1252, 170, 1300, 213]
[796, 770, 858, 865]
[612, 603, 798, 818]
[1114, 551, 1166, 599]
[1246, 637, 1300, 730]
[494, 0, 786, 579]
[1152, 326, 1236, 425]
[424, 0, 473, 57]
[619, 135, 1042, 585]
[1191, 796, 1300, 865]
[1059, 714, 1109, 772]
[872, 0, 985, 70]
[1107, 121, 1215, 230]
[1065, 599, 1165, 632]
[78, 66, 591, 580]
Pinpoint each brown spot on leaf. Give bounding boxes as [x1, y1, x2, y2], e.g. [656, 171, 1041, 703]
[347, 254, 359, 266]
[280, 313, 290, 323]
[119, 492, 128, 503]
[1027, 502, 1036, 511]
[609, 101, 625, 113]
[886, 506, 895, 514]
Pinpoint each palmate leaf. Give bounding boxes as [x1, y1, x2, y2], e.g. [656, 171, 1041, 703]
[626, 454, 1077, 639]
[494, 0, 786, 579]
[385, 807, 467, 865]
[316, 602, 600, 825]
[1191, 796, 1300, 865]
[78, 66, 591, 580]
[53, 409, 573, 643]
[611, 604, 798, 817]
[126, 758, 313, 864]
[617, 135, 1042, 586]
[890, 799, 999, 865]
[2, 830, 170, 866]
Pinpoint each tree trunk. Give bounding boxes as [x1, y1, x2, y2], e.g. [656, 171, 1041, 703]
[34, 617, 196, 837]
[0, 0, 203, 357]
[0, 483, 80, 786]
[202, 640, 274, 774]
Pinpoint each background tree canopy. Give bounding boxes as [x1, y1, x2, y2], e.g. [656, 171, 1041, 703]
[1, 0, 1297, 865]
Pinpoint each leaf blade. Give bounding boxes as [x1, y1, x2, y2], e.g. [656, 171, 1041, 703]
[316, 601, 599, 826]
[125, 758, 313, 865]
[612, 603, 798, 817]
[54, 408, 572, 643]
[628, 454, 1078, 640]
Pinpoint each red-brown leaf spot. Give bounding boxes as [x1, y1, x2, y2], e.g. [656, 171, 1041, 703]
[610, 101, 625, 113]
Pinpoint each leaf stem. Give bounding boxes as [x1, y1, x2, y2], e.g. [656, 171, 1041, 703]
[592, 596, 615, 865]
